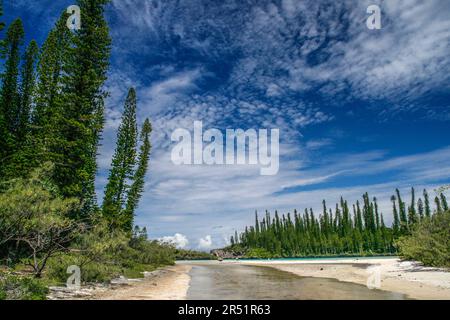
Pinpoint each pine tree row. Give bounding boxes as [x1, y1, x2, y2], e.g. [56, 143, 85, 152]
[231, 188, 448, 257]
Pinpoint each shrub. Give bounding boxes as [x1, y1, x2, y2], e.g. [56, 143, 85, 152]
[46, 253, 122, 284]
[245, 248, 275, 259]
[175, 249, 217, 260]
[0, 273, 48, 300]
[0, 164, 82, 277]
[397, 211, 450, 268]
[45, 226, 176, 284]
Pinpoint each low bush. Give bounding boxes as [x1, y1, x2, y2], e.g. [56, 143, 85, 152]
[0, 273, 48, 300]
[397, 211, 450, 268]
[45, 226, 175, 284]
[244, 248, 275, 259]
[175, 249, 217, 260]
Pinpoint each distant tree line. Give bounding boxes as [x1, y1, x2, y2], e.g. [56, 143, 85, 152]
[231, 188, 448, 257]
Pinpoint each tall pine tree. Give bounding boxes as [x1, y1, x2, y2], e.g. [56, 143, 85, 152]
[17, 40, 39, 142]
[440, 193, 448, 211]
[102, 88, 138, 221]
[408, 187, 418, 225]
[5, 40, 39, 177]
[25, 13, 73, 182]
[57, 0, 111, 216]
[123, 119, 152, 232]
[0, 19, 24, 178]
[423, 189, 431, 217]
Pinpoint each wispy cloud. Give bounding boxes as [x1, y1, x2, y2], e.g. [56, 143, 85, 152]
[56, 0, 450, 249]
[133, 143, 450, 248]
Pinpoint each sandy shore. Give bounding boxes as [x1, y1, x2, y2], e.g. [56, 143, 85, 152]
[223, 257, 450, 300]
[91, 264, 192, 300]
[64, 257, 449, 300]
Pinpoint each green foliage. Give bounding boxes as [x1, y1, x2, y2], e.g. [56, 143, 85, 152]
[18, 40, 39, 141]
[55, 0, 112, 215]
[0, 2, 171, 298]
[234, 189, 447, 258]
[46, 218, 129, 283]
[123, 118, 152, 231]
[102, 88, 153, 232]
[0, 164, 82, 277]
[45, 225, 174, 284]
[126, 226, 175, 267]
[175, 249, 217, 260]
[0, 18, 24, 179]
[0, 273, 48, 300]
[46, 254, 121, 284]
[103, 88, 138, 225]
[396, 211, 450, 268]
[245, 248, 275, 259]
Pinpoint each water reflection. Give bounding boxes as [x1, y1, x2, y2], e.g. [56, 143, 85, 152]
[187, 264, 409, 300]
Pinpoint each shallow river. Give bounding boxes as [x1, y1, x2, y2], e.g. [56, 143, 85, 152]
[187, 264, 409, 300]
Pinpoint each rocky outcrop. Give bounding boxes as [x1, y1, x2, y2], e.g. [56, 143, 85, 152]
[210, 248, 246, 259]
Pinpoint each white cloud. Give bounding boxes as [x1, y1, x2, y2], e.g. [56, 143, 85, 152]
[198, 235, 213, 250]
[134, 144, 450, 248]
[305, 138, 333, 150]
[110, 0, 450, 121]
[140, 69, 203, 113]
[92, 0, 450, 249]
[159, 233, 189, 249]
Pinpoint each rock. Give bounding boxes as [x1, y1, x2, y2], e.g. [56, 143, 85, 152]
[211, 248, 245, 259]
[47, 286, 97, 300]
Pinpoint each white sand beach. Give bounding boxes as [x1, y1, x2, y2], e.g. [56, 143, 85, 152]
[224, 257, 450, 300]
[73, 258, 450, 300]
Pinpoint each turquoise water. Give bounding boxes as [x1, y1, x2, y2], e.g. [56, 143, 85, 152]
[232, 255, 399, 262]
[178, 255, 398, 263]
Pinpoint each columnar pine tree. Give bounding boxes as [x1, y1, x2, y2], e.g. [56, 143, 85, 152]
[28, 13, 73, 178]
[17, 40, 39, 142]
[234, 188, 439, 257]
[435, 196, 442, 214]
[440, 193, 448, 211]
[396, 189, 408, 234]
[417, 198, 424, 220]
[103, 88, 138, 221]
[0, 19, 24, 133]
[123, 118, 152, 232]
[408, 187, 418, 225]
[58, 0, 111, 216]
[423, 189, 431, 217]
[0, 19, 24, 178]
[5, 40, 39, 177]
[391, 195, 400, 236]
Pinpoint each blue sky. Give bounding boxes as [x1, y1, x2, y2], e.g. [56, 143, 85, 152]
[6, 0, 450, 250]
